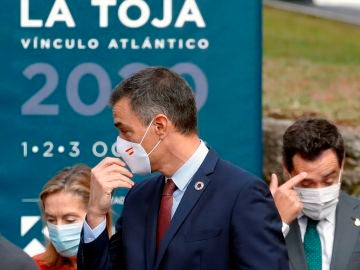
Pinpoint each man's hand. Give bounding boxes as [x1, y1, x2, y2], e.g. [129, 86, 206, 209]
[87, 157, 134, 229]
[269, 172, 307, 224]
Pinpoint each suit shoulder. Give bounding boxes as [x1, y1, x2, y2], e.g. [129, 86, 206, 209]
[216, 158, 262, 181]
[214, 158, 265, 188]
[340, 191, 360, 208]
[0, 237, 38, 270]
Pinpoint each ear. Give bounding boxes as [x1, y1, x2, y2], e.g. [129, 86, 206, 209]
[153, 114, 169, 139]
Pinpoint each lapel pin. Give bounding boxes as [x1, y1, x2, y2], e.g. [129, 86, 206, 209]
[354, 218, 360, 227]
[194, 181, 204, 191]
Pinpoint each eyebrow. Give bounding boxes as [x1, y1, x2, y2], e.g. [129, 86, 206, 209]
[114, 121, 127, 128]
[296, 170, 336, 182]
[114, 121, 121, 128]
[321, 170, 337, 180]
[44, 212, 83, 218]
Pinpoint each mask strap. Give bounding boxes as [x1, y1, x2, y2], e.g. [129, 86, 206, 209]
[338, 153, 345, 184]
[147, 139, 162, 157]
[139, 118, 155, 145]
[338, 168, 343, 184]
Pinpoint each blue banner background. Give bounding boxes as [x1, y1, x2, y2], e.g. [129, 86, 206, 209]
[0, 0, 262, 254]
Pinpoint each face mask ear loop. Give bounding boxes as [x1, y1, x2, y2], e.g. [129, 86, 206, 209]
[338, 168, 343, 185]
[147, 139, 162, 157]
[338, 153, 345, 184]
[139, 118, 155, 145]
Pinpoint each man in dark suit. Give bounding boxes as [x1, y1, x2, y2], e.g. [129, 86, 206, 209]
[77, 67, 289, 270]
[270, 118, 360, 270]
[0, 236, 38, 270]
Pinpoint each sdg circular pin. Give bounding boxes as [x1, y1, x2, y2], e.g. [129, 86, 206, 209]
[194, 181, 204, 191]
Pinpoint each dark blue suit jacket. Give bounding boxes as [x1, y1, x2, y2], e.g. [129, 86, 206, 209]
[78, 150, 289, 269]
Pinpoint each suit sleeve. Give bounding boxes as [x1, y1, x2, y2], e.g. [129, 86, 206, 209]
[77, 218, 125, 270]
[230, 179, 289, 270]
[77, 182, 142, 270]
[0, 237, 38, 270]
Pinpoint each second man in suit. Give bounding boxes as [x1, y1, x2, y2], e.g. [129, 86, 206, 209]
[270, 118, 360, 270]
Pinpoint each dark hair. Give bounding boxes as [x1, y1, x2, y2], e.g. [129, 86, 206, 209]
[282, 118, 344, 172]
[110, 67, 197, 134]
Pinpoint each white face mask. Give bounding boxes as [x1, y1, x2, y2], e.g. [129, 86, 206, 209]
[47, 222, 83, 257]
[294, 170, 342, 220]
[116, 118, 161, 175]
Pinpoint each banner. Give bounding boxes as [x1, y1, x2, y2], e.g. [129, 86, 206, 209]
[0, 0, 262, 254]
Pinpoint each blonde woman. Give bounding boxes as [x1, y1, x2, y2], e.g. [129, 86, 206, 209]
[33, 164, 112, 270]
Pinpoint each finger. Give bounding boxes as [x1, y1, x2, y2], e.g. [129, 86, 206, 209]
[100, 179, 134, 196]
[282, 172, 307, 190]
[95, 157, 126, 169]
[287, 189, 300, 198]
[286, 190, 302, 203]
[107, 179, 134, 190]
[106, 164, 133, 178]
[106, 172, 135, 186]
[269, 173, 278, 195]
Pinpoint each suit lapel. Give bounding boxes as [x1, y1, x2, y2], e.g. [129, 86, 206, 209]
[154, 150, 218, 269]
[286, 220, 308, 270]
[145, 175, 164, 270]
[330, 193, 359, 270]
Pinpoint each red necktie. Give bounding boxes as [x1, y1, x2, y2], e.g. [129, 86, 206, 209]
[156, 179, 177, 248]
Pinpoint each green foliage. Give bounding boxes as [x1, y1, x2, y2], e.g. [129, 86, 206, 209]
[263, 7, 360, 126]
[263, 7, 360, 65]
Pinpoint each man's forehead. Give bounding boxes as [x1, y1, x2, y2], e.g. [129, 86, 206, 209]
[112, 98, 145, 129]
[293, 150, 339, 165]
[292, 151, 340, 173]
[112, 98, 129, 114]
[293, 162, 339, 180]
[113, 98, 133, 119]
[298, 169, 338, 180]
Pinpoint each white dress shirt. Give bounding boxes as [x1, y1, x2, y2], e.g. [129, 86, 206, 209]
[169, 140, 209, 218]
[83, 140, 209, 243]
[283, 210, 336, 270]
